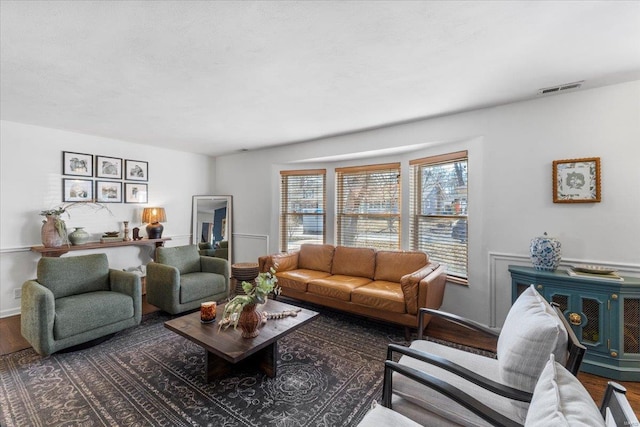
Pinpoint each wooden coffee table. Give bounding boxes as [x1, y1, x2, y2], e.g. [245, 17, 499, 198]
[164, 299, 319, 381]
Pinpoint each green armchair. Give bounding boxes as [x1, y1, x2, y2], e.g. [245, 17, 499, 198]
[21, 253, 142, 356]
[147, 245, 229, 315]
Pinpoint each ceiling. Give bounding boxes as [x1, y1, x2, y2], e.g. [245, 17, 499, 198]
[1, 1, 639, 157]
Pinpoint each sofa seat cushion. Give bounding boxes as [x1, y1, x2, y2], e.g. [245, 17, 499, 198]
[351, 281, 406, 313]
[277, 269, 331, 292]
[308, 275, 372, 301]
[180, 272, 227, 304]
[331, 246, 376, 279]
[54, 291, 133, 340]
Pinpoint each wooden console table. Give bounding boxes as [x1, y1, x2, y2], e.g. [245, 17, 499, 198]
[30, 237, 171, 257]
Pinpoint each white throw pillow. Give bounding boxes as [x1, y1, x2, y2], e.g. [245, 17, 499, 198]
[524, 354, 605, 426]
[497, 284, 568, 392]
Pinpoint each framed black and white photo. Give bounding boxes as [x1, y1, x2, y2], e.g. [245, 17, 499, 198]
[63, 178, 93, 202]
[95, 180, 122, 203]
[96, 155, 122, 179]
[62, 151, 93, 177]
[125, 159, 148, 181]
[125, 183, 148, 203]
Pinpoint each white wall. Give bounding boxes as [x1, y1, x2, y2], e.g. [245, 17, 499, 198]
[214, 81, 640, 326]
[0, 121, 213, 317]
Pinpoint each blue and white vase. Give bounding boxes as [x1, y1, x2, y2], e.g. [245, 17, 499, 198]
[530, 232, 562, 271]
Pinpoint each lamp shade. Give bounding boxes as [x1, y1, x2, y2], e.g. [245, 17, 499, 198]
[142, 207, 166, 224]
[142, 207, 166, 239]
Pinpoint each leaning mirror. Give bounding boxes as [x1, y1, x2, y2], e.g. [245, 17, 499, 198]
[192, 195, 232, 277]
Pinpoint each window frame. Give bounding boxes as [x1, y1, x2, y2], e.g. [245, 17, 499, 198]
[279, 169, 327, 252]
[335, 162, 401, 250]
[410, 151, 468, 284]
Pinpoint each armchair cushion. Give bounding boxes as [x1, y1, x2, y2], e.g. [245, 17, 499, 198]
[54, 291, 134, 340]
[37, 254, 110, 298]
[524, 354, 605, 426]
[497, 285, 568, 393]
[156, 245, 201, 275]
[180, 272, 228, 304]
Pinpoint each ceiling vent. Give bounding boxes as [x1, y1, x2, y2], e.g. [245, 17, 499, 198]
[538, 81, 584, 95]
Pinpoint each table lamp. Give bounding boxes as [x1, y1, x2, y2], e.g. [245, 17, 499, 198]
[142, 207, 166, 239]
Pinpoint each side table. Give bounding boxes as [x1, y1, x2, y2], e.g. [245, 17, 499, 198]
[231, 262, 260, 295]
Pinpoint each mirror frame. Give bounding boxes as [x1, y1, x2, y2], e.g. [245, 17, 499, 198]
[192, 195, 232, 277]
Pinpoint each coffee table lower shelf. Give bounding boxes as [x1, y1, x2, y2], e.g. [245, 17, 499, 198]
[164, 299, 319, 381]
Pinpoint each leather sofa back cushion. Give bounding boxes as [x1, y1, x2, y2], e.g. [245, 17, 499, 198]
[332, 246, 376, 278]
[298, 244, 335, 273]
[375, 251, 428, 283]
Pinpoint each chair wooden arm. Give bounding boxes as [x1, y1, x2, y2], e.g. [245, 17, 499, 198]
[386, 343, 533, 402]
[600, 382, 640, 426]
[418, 308, 500, 340]
[382, 361, 522, 427]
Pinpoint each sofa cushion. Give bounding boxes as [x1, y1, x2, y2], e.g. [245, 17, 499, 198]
[298, 244, 335, 272]
[277, 270, 331, 292]
[375, 251, 428, 283]
[331, 246, 376, 278]
[38, 254, 110, 299]
[54, 291, 133, 340]
[179, 272, 227, 304]
[156, 245, 201, 275]
[308, 275, 372, 301]
[352, 281, 406, 313]
[524, 354, 604, 427]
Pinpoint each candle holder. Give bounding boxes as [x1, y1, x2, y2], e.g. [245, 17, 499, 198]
[123, 221, 131, 241]
[200, 301, 216, 323]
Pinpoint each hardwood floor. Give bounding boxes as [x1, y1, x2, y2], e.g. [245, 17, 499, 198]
[1, 299, 637, 412]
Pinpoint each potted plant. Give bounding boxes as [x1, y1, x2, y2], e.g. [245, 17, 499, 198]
[220, 268, 280, 338]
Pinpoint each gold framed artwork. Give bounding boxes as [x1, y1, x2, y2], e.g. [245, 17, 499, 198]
[553, 157, 601, 203]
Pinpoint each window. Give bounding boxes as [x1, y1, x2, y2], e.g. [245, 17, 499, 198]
[410, 151, 468, 281]
[280, 169, 326, 252]
[336, 163, 400, 250]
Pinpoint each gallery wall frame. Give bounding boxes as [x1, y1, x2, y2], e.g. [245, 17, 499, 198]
[62, 178, 93, 202]
[553, 157, 601, 203]
[125, 159, 148, 182]
[96, 155, 123, 179]
[95, 180, 123, 203]
[62, 151, 93, 177]
[125, 183, 148, 203]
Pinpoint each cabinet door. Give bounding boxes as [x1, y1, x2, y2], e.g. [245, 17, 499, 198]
[621, 295, 640, 356]
[545, 287, 610, 357]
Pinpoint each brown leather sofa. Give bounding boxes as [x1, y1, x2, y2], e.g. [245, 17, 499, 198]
[258, 244, 447, 331]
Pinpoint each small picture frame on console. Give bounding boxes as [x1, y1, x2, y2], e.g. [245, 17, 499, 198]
[553, 157, 601, 203]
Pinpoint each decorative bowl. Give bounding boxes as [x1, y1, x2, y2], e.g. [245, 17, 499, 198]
[572, 264, 617, 275]
[104, 231, 120, 237]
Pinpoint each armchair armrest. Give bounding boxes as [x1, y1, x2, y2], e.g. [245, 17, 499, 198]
[382, 360, 522, 427]
[418, 308, 500, 340]
[109, 269, 142, 323]
[146, 262, 180, 309]
[200, 256, 228, 278]
[20, 280, 56, 356]
[387, 343, 532, 402]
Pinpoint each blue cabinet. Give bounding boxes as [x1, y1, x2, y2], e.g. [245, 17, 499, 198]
[509, 265, 640, 381]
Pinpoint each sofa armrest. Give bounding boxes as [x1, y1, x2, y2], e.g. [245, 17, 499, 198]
[20, 280, 56, 356]
[401, 262, 442, 315]
[146, 262, 180, 309]
[201, 256, 229, 278]
[109, 269, 142, 323]
[260, 251, 300, 273]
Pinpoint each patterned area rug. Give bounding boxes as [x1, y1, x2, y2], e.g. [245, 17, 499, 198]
[0, 304, 495, 427]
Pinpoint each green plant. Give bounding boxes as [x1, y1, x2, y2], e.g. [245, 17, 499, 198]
[219, 268, 280, 330]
